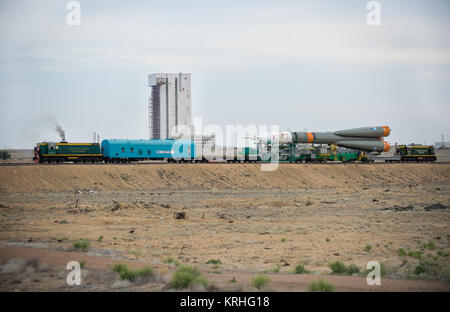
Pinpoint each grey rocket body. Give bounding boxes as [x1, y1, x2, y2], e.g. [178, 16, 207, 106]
[273, 126, 391, 152]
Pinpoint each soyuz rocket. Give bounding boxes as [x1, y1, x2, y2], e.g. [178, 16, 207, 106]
[271, 126, 391, 152]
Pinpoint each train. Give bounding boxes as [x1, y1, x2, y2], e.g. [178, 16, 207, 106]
[32, 139, 437, 164]
[31, 139, 364, 164]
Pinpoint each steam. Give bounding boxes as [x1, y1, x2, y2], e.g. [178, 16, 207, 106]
[46, 115, 66, 141]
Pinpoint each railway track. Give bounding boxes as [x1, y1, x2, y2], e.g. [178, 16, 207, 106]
[2, 161, 450, 167]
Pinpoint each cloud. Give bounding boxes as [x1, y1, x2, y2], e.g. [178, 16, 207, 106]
[1, 1, 449, 69]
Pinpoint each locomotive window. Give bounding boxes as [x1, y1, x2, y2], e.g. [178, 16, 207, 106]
[121, 147, 125, 153]
[138, 150, 143, 155]
[130, 148, 134, 153]
[147, 150, 151, 155]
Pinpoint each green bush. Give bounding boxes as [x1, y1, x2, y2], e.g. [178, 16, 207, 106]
[414, 259, 441, 278]
[170, 266, 207, 289]
[205, 259, 221, 265]
[423, 242, 436, 251]
[398, 248, 407, 257]
[112, 263, 153, 281]
[294, 264, 309, 274]
[252, 274, 270, 289]
[380, 262, 387, 276]
[97, 235, 103, 242]
[414, 263, 426, 275]
[73, 239, 90, 251]
[408, 250, 423, 260]
[347, 264, 360, 275]
[163, 257, 180, 266]
[328, 261, 361, 276]
[270, 264, 280, 273]
[328, 261, 347, 274]
[309, 279, 334, 292]
[364, 244, 372, 252]
[437, 250, 449, 257]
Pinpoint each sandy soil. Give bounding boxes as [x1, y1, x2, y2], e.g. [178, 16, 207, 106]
[0, 163, 449, 291]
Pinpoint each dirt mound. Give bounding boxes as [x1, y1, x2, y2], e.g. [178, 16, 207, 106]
[0, 163, 449, 193]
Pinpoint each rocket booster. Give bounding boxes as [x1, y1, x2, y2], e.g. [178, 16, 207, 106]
[271, 126, 391, 152]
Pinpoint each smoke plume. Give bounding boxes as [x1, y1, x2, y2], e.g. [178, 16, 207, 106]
[46, 115, 66, 141]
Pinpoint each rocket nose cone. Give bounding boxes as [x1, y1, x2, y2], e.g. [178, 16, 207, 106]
[382, 126, 391, 137]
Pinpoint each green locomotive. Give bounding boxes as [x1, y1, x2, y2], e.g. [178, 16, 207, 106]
[395, 145, 436, 162]
[33, 142, 102, 163]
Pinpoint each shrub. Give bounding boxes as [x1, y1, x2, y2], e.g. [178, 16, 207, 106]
[408, 250, 423, 260]
[112, 263, 153, 282]
[281, 238, 286, 243]
[97, 235, 103, 242]
[252, 274, 270, 289]
[364, 244, 372, 252]
[79, 261, 86, 269]
[325, 237, 330, 242]
[328, 261, 347, 274]
[380, 262, 387, 276]
[229, 277, 236, 283]
[347, 264, 360, 275]
[294, 264, 309, 274]
[423, 242, 436, 251]
[163, 257, 180, 266]
[170, 266, 207, 289]
[309, 279, 334, 292]
[437, 250, 449, 257]
[398, 248, 406, 257]
[270, 264, 280, 273]
[414, 263, 426, 275]
[414, 259, 441, 278]
[205, 259, 221, 265]
[73, 239, 90, 251]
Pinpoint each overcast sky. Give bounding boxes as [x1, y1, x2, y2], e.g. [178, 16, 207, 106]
[0, 0, 449, 148]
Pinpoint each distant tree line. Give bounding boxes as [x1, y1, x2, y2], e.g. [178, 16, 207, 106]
[1, 150, 11, 160]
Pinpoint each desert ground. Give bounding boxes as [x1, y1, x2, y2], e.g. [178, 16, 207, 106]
[0, 163, 449, 291]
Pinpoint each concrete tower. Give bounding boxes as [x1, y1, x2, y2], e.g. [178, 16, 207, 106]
[148, 73, 192, 139]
